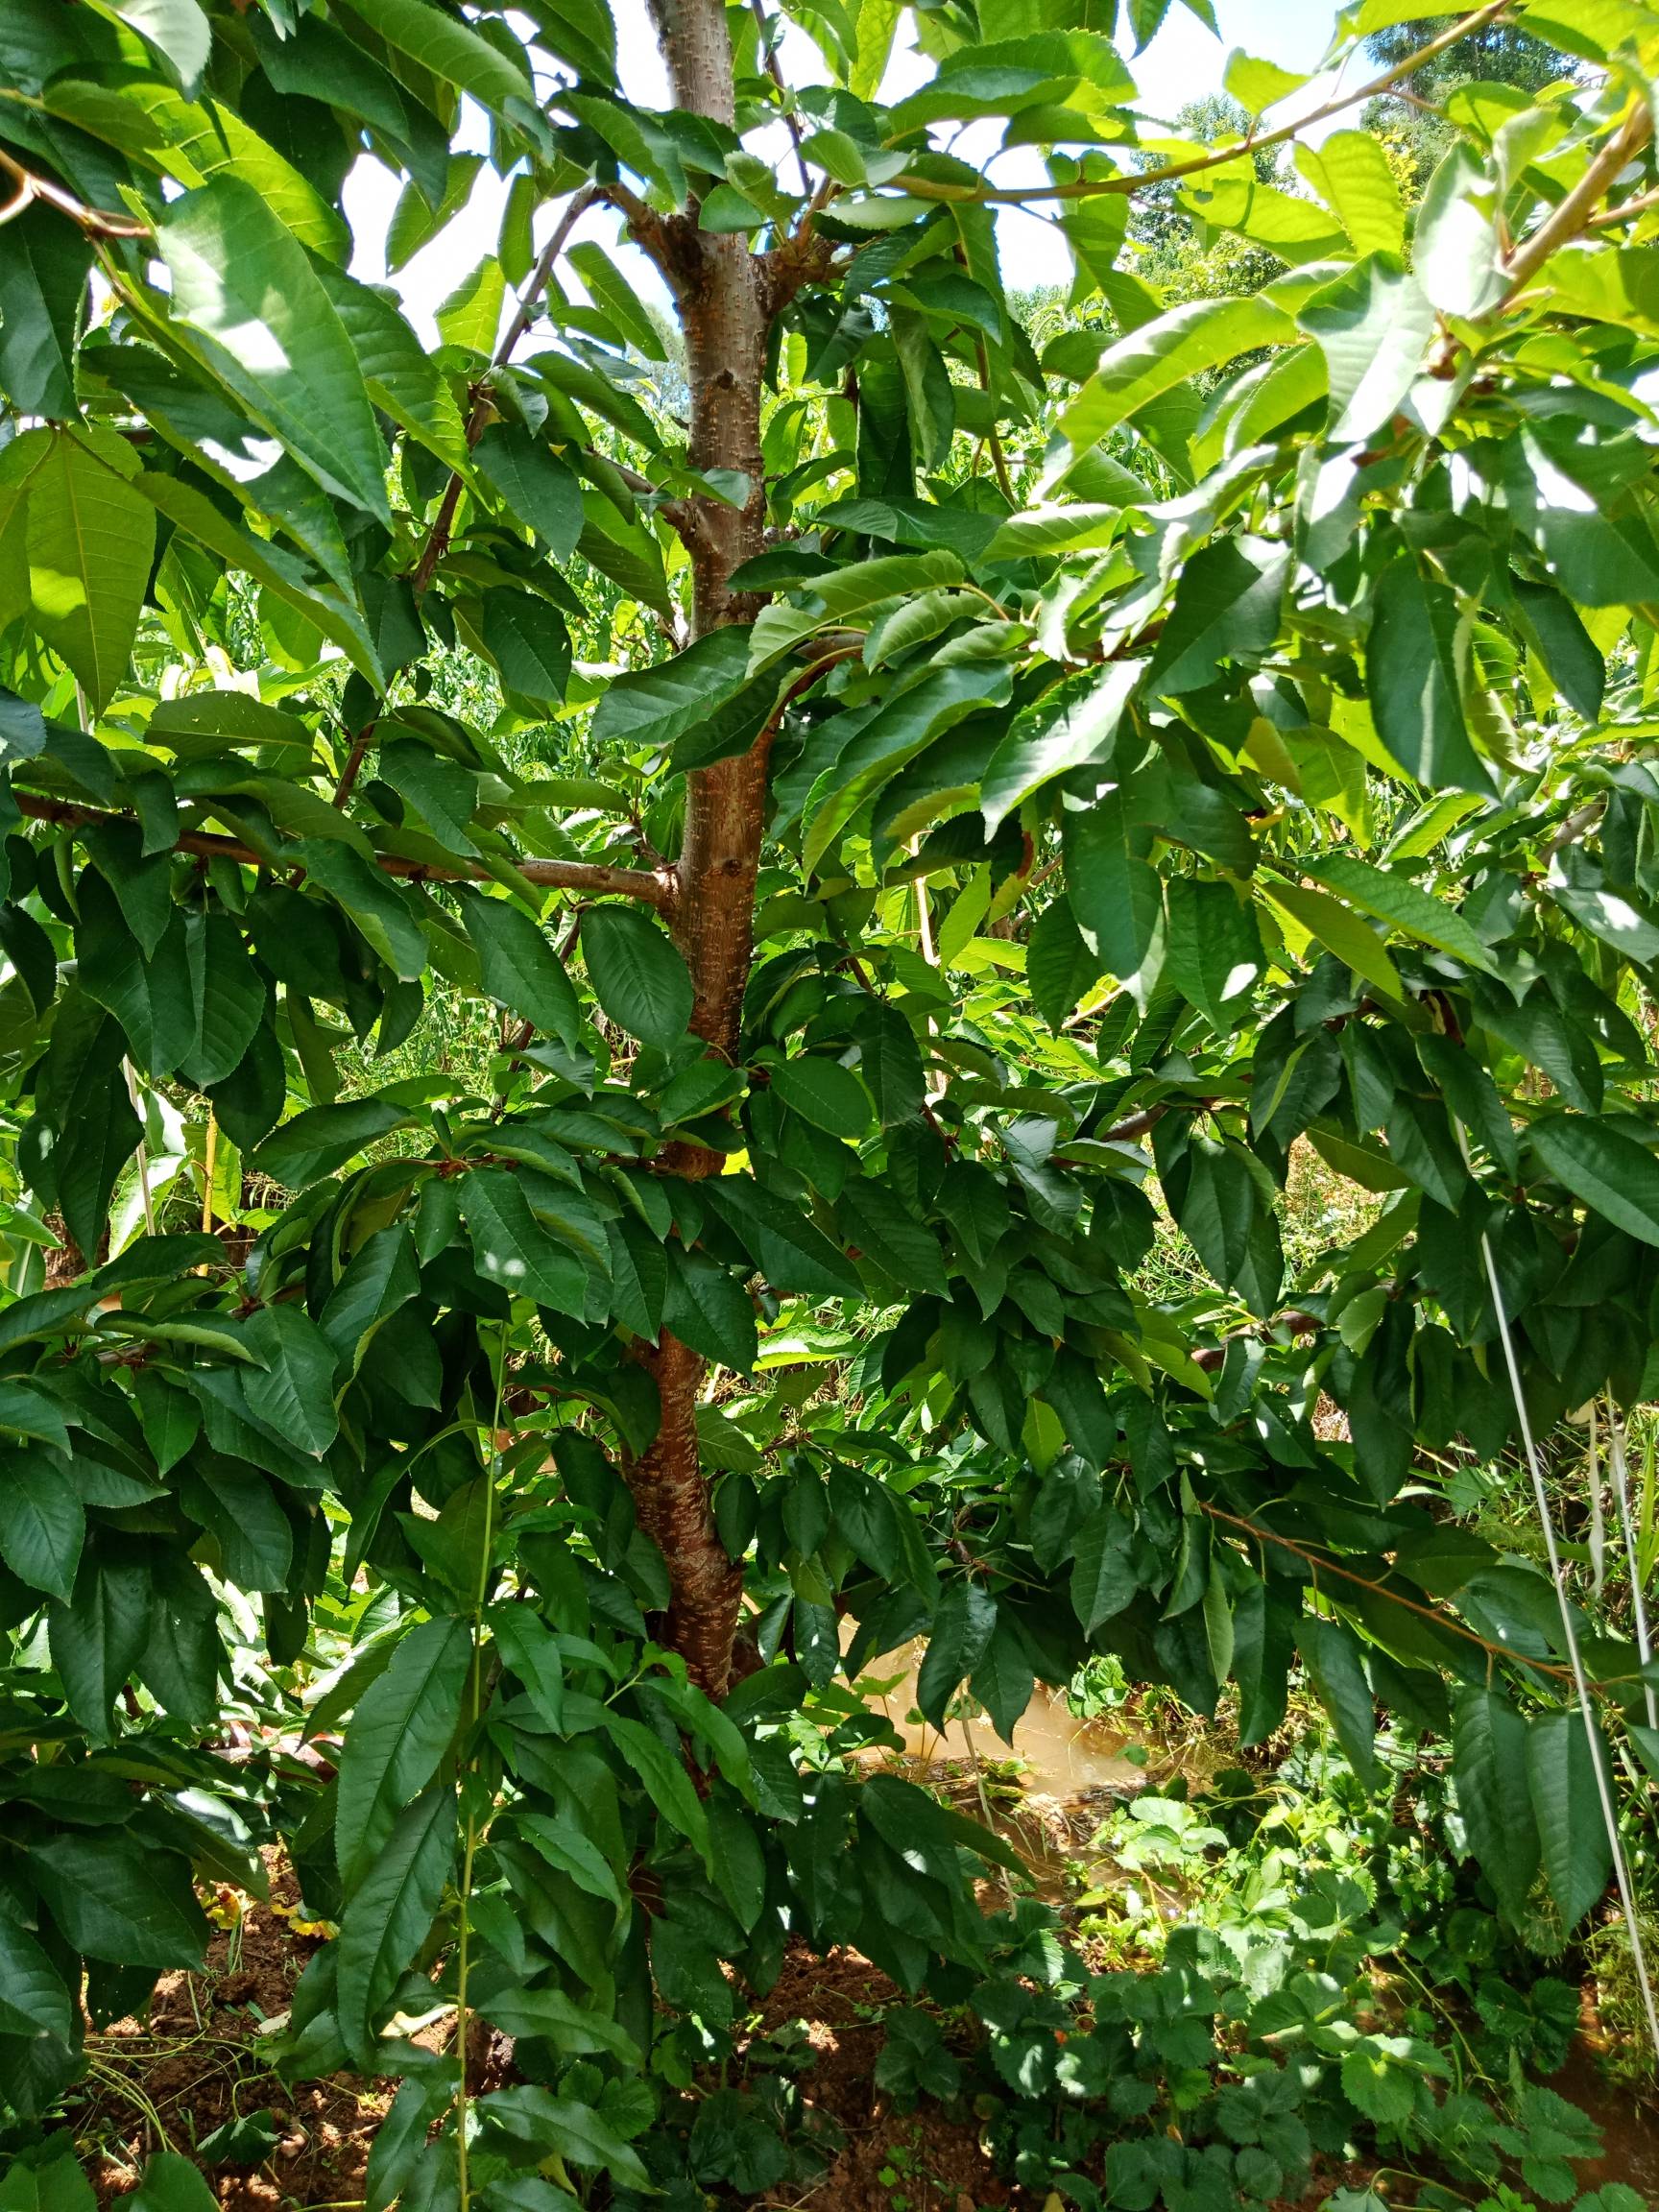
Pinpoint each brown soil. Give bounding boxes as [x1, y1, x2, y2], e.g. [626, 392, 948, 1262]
[742, 1945, 1019, 2210]
[73, 1888, 1383, 2212]
[738, 1946, 1380, 2212]
[78, 1870, 390, 2210]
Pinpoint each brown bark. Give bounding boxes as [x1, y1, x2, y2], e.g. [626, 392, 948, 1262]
[619, 0, 779, 1698]
[626, 1335, 746, 1692]
[43, 1214, 85, 1288]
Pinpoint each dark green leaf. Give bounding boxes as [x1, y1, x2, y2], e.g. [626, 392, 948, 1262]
[581, 905, 693, 1052]
[457, 885, 581, 1048]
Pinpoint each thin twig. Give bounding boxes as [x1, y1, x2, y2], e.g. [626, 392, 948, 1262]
[0, 146, 151, 238]
[887, 2, 1512, 205]
[412, 185, 601, 594]
[1590, 181, 1659, 228]
[747, 0, 812, 200]
[331, 720, 377, 808]
[1200, 1502, 1587, 1691]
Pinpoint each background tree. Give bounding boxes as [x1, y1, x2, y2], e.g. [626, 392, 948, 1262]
[1360, 9, 1577, 178]
[5, 0, 1659, 2202]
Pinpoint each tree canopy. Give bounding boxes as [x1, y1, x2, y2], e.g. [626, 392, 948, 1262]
[5, 0, 1659, 2200]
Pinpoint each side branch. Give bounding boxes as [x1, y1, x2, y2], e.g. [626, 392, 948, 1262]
[0, 146, 152, 238]
[1501, 102, 1654, 301]
[888, 0, 1511, 206]
[1198, 1503, 1585, 1692]
[13, 793, 675, 907]
[413, 183, 619, 594]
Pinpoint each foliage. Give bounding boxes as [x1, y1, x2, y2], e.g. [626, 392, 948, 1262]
[1359, 12, 1580, 183]
[5, 0, 1659, 2200]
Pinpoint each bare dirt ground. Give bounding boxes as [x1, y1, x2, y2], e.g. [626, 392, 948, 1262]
[74, 1884, 1382, 2212]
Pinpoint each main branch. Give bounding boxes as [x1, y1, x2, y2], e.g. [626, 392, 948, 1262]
[621, 0, 780, 1698]
[13, 793, 674, 907]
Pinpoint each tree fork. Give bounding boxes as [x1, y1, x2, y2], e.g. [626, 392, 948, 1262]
[621, 0, 779, 1697]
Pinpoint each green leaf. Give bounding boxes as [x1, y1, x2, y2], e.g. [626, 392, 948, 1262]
[456, 885, 581, 1048]
[481, 1984, 638, 2061]
[242, 1304, 340, 1459]
[296, 842, 427, 981]
[48, 1548, 153, 1736]
[378, 738, 479, 857]
[606, 1213, 667, 1338]
[971, 1620, 1034, 1744]
[516, 1812, 625, 1911]
[1452, 1687, 1539, 1922]
[589, 628, 772, 766]
[1264, 879, 1404, 1002]
[771, 1057, 872, 1140]
[1065, 790, 1164, 996]
[125, 2154, 218, 2212]
[0, 1917, 71, 2045]
[490, 1606, 565, 1732]
[156, 178, 390, 522]
[1165, 877, 1261, 1028]
[748, 552, 965, 670]
[802, 661, 1011, 874]
[0, 207, 92, 419]
[603, 1712, 712, 1869]
[836, 1181, 948, 1296]
[1294, 130, 1406, 259]
[337, 1616, 470, 1889]
[438, 258, 506, 356]
[461, 1167, 590, 1316]
[146, 691, 312, 759]
[473, 425, 584, 561]
[1529, 1117, 1659, 1247]
[481, 588, 570, 705]
[321, 1226, 421, 1371]
[580, 904, 693, 1052]
[1070, 1505, 1136, 1636]
[30, 1831, 208, 1968]
[180, 910, 268, 1087]
[477, 2086, 649, 2188]
[1302, 853, 1494, 972]
[568, 241, 666, 360]
[315, 264, 469, 470]
[1026, 895, 1102, 1027]
[134, 470, 384, 685]
[252, 1098, 412, 1188]
[916, 1577, 997, 1729]
[1298, 255, 1437, 444]
[25, 432, 156, 715]
[1513, 578, 1605, 723]
[337, 1785, 456, 2067]
[888, 32, 1135, 130]
[1296, 1617, 1377, 1789]
[1527, 1708, 1613, 1930]
[33, 995, 142, 1259]
[343, 0, 544, 137]
[661, 1249, 757, 1371]
[1366, 558, 1491, 795]
[0, 1452, 85, 1603]
[77, 875, 194, 1079]
[981, 661, 1141, 834]
[94, 0, 210, 93]
[1165, 1137, 1283, 1318]
[1057, 295, 1295, 455]
[1414, 143, 1503, 318]
[704, 1178, 862, 1299]
[1147, 539, 1288, 695]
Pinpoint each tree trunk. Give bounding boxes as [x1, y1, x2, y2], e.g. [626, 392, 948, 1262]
[621, 0, 772, 1697]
